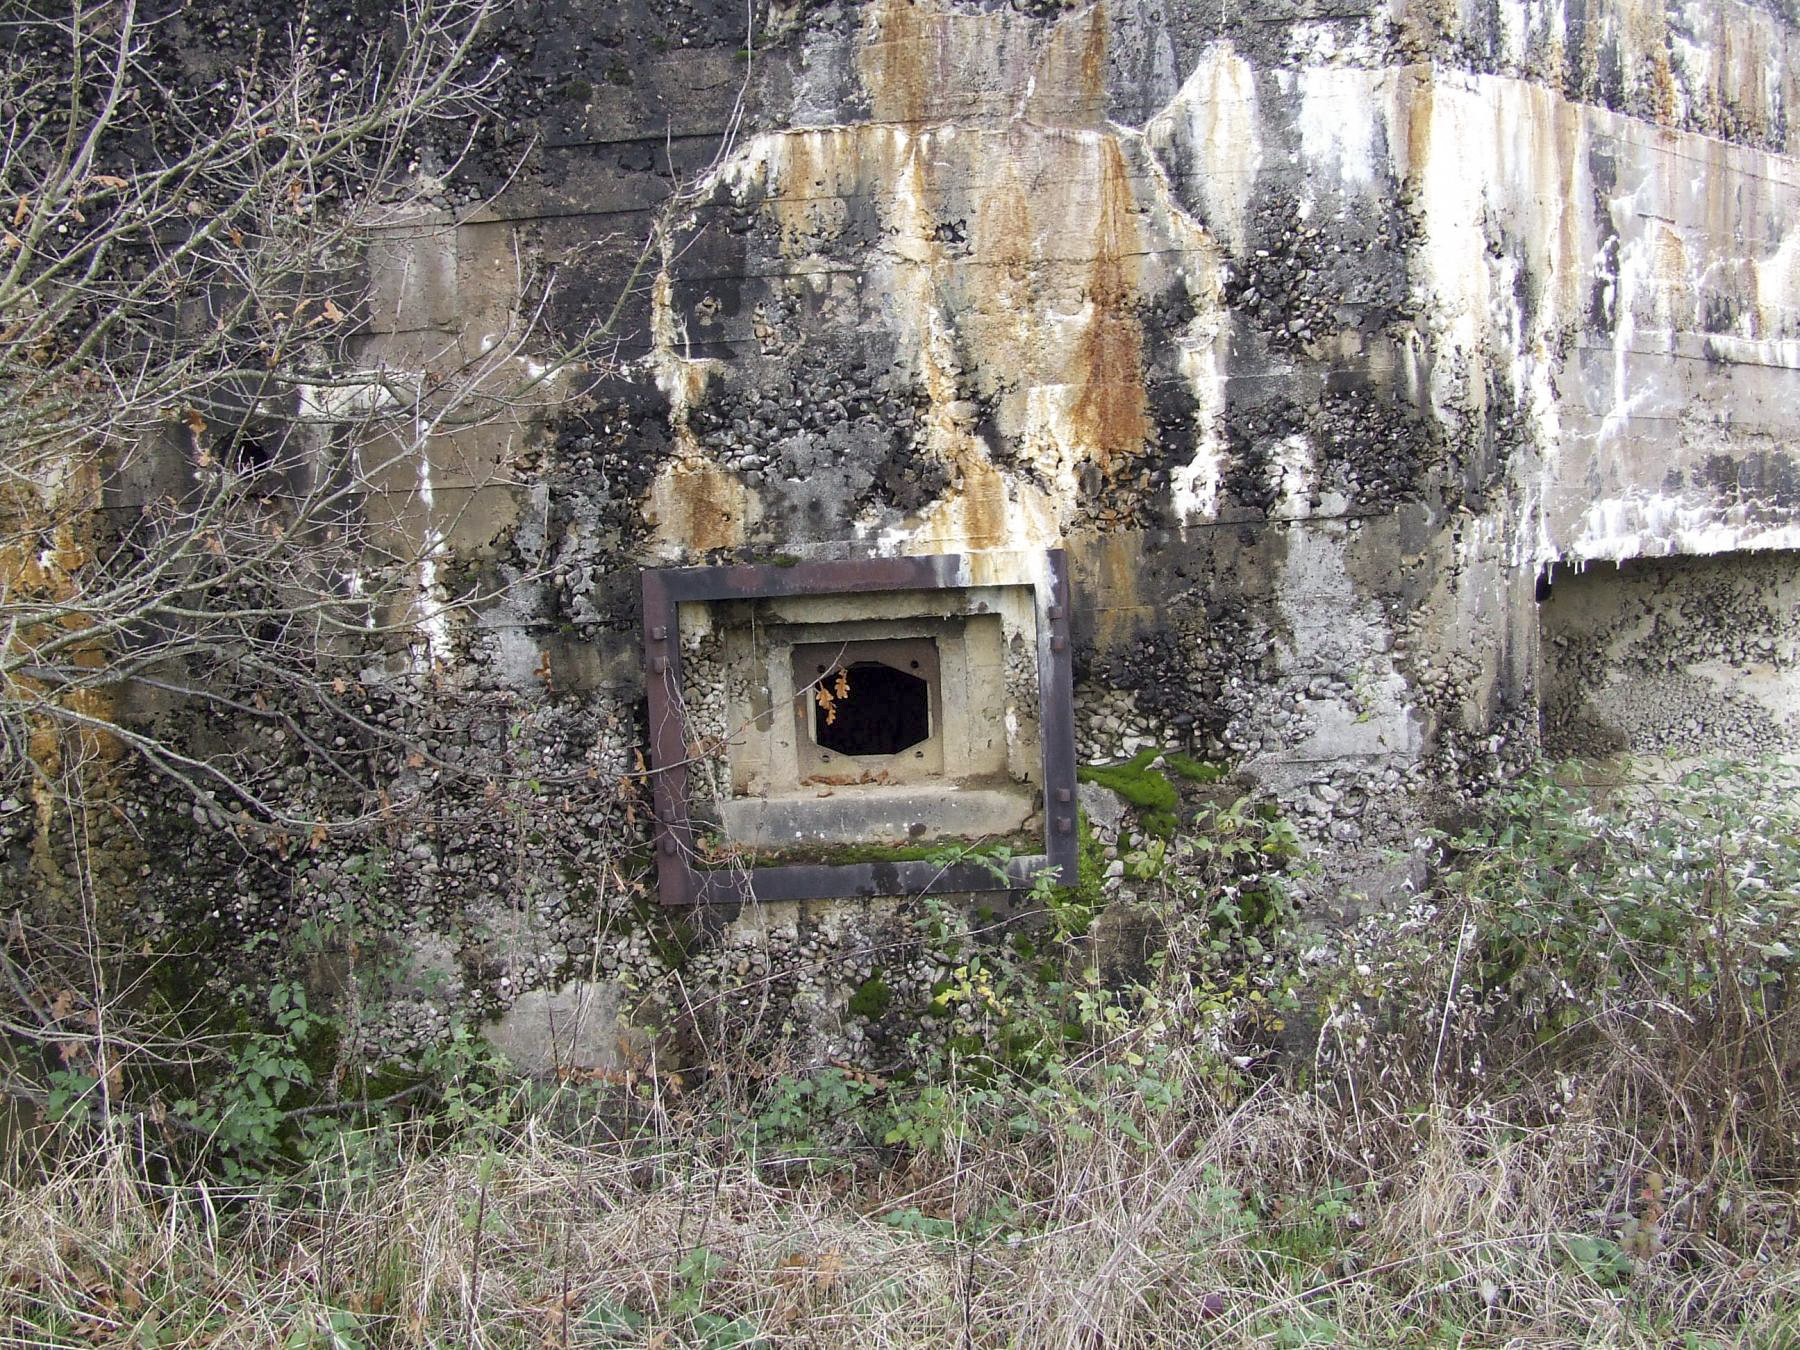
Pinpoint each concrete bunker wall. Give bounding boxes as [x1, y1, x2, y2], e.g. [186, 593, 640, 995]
[11, 0, 1800, 1077]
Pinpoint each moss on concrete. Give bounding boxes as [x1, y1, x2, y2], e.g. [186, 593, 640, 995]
[848, 974, 892, 1018]
[1162, 753, 1228, 784]
[1077, 750, 1181, 837]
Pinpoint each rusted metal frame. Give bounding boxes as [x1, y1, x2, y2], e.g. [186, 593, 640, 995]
[657, 553, 964, 603]
[640, 567, 697, 906]
[1039, 549, 1081, 886]
[640, 550, 1079, 906]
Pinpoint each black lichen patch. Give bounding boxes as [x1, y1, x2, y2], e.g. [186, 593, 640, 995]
[1315, 386, 1439, 508]
[866, 424, 952, 515]
[1219, 398, 1305, 516]
[543, 396, 674, 631]
[1699, 451, 1800, 514]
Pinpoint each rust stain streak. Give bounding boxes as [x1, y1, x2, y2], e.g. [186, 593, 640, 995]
[1070, 139, 1150, 477]
[1079, 528, 1150, 654]
[862, 0, 931, 127]
[1402, 66, 1434, 188]
[647, 460, 756, 555]
[1079, 3, 1107, 112]
[1, 460, 126, 875]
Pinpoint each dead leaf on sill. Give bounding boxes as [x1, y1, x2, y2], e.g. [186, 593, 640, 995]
[802, 770, 892, 788]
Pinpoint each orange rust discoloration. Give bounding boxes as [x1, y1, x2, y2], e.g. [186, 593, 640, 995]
[967, 154, 1037, 383]
[1079, 3, 1108, 113]
[861, 0, 932, 127]
[1401, 66, 1435, 187]
[951, 447, 1012, 551]
[1621, 0, 1677, 125]
[1, 459, 127, 875]
[1646, 51, 1678, 126]
[978, 159, 1032, 287]
[771, 130, 820, 253]
[1027, 1, 1110, 127]
[1650, 223, 1690, 323]
[1073, 528, 1152, 655]
[768, 130, 858, 257]
[1069, 139, 1150, 477]
[1732, 24, 1772, 142]
[921, 449, 1021, 551]
[861, 0, 1113, 132]
[646, 459, 757, 555]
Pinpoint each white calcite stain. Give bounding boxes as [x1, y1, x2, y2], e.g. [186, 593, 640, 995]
[1167, 332, 1227, 522]
[293, 373, 455, 667]
[1145, 43, 1263, 256]
[1595, 226, 1650, 451]
[645, 258, 717, 434]
[1571, 492, 1800, 562]
[1373, 63, 1800, 564]
[642, 221, 758, 557]
[659, 0, 1800, 569]
[1135, 111, 1233, 529]
[1268, 433, 1319, 521]
[1297, 66, 1377, 186]
[409, 431, 450, 672]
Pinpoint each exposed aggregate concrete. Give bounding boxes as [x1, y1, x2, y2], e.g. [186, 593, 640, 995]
[10, 0, 1800, 1072]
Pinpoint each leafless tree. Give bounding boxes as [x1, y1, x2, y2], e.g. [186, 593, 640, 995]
[0, 0, 614, 851]
[0, 0, 660, 1158]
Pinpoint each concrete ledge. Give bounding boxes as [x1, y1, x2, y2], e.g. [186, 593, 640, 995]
[718, 783, 1036, 847]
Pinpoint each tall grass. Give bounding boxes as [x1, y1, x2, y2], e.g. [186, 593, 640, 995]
[5, 1079, 1795, 1346]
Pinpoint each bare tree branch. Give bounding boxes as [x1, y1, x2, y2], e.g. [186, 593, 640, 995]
[0, 0, 615, 839]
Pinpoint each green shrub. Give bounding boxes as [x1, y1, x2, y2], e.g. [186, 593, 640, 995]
[1320, 760, 1800, 1202]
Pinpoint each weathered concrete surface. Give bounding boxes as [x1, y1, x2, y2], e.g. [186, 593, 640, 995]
[485, 979, 651, 1078]
[569, 0, 1800, 852]
[719, 784, 1036, 848]
[17, 0, 1800, 1073]
[1542, 550, 1800, 757]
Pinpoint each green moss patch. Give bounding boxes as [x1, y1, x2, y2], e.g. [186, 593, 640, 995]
[848, 975, 892, 1019]
[1162, 753, 1228, 784]
[1045, 812, 1109, 937]
[1077, 750, 1182, 837]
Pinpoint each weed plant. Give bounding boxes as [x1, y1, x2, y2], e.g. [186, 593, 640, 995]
[3, 762, 1799, 1346]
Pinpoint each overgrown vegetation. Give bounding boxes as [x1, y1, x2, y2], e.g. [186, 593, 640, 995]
[5, 760, 1799, 1345]
[0, 0, 637, 846]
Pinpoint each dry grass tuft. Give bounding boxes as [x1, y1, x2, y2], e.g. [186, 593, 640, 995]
[4, 1060, 1797, 1348]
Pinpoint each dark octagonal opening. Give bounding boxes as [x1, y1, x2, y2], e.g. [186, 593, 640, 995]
[814, 660, 930, 756]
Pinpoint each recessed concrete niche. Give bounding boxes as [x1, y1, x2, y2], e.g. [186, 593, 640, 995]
[1539, 551, 1800, 760]
[640, 552, 1077, 905]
